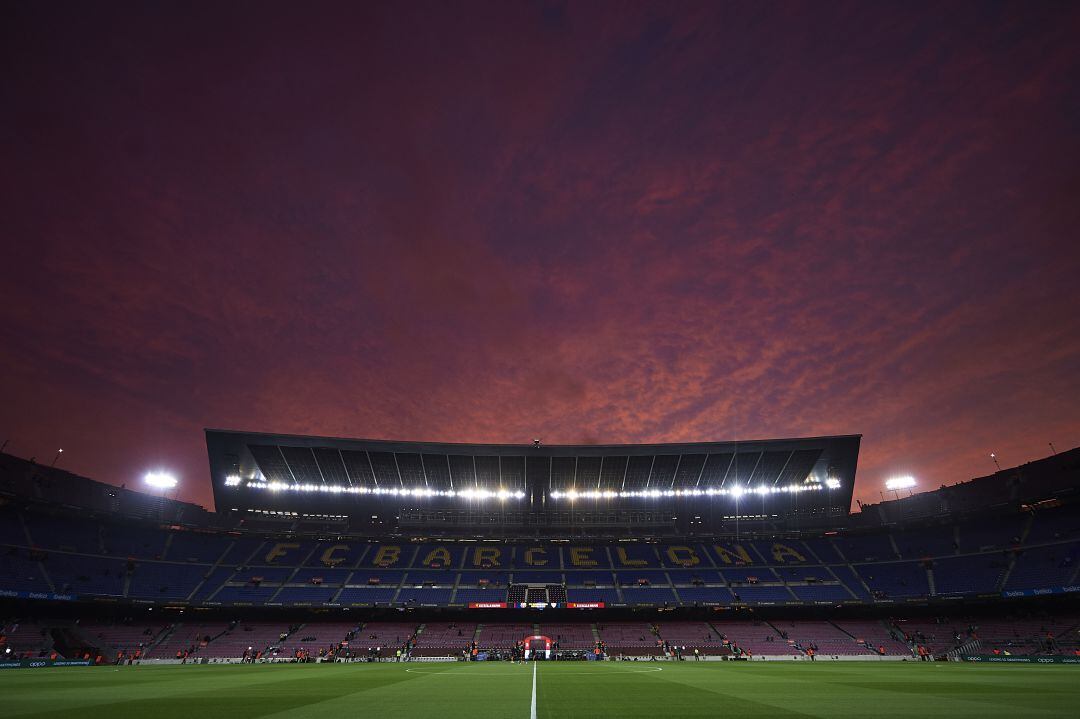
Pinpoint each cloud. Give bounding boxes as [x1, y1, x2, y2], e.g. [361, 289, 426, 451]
[1, 1, 1079, 511]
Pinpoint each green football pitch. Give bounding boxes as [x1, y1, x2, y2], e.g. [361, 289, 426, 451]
[3, 661, 1078, 718]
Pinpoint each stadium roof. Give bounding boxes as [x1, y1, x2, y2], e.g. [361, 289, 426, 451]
[206, 430, 860, 523]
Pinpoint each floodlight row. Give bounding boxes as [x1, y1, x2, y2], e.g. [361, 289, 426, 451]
[549, 484, 826, 500]
[233, 478, 839, 500]
[244, 480, 525, 500]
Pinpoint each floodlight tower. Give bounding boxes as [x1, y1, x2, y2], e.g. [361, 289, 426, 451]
[144, 471, 178, 521]
[144, 471, 179, 501]
[885, 476, 916, 502]
[144, 471, 178, 491]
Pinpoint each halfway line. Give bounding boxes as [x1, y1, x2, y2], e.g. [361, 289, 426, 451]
[530, 662, 537, 719]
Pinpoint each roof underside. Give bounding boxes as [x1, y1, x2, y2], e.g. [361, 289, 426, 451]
[206, 430, 860, 515]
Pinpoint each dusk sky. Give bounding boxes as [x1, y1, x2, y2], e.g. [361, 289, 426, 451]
[2, 1, 1079, 511]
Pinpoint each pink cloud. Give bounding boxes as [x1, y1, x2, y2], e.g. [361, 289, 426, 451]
[1, 2, 1079, 511]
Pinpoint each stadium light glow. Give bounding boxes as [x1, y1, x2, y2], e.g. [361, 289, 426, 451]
[825, 478, 842, 489]
[547, 484, 822, 500]
[243, 482, 524, 500]
[243, 479, 825, 501]
[884, 476, 917, 491]
[144, 472, 178, 489]
[224, 475, 242, 487]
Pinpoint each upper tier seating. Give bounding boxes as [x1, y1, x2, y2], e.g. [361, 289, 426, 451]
[4, 504, 1079, 609]
[855, 561, 929, 598]
[1004, 543, 1079, 591]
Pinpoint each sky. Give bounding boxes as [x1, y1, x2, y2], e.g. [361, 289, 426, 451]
[2, 1, 1079, 512]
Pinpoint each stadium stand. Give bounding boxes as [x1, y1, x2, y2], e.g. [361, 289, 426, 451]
[891, 613, 1080, 657]
[566, 587, 620, 604]
[769, 620, 871, 656]
[277, 622, 359, 658]
[830, 620, 910, 655]
[476, 623, 534, 650]
[0, 620, 55, 658]
[855, 561, 929, 598]
[655, 621, 727, 653]
[356, 622, 418, 656]
[931, 555, 1007, 595]
[74, 621, 169, 657]
[0, 551, 52, 594]
[143, 622, 232, 659]
[709, 620, 787, 656]
[540, 623, 595, 649]
[412, 622, 477, 655]
[3, 507, 1080, 609]
[198, 622, 290, 659]
[3, 443, 1080, 663]
[1003, 543, 1079, 591]
[596, 622, 659, 654]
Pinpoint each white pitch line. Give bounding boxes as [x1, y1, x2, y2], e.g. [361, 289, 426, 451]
[530, 662, 537, 719]
[403, 666, 662, 677]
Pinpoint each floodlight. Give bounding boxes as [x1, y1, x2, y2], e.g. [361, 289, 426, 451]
[884, 476, 916, 491]
[224, 475, 242, 487]
[825, 478, 841, 489]
[546, 483, 824, 500]
[144, 472, 178, 489]
[247, 482, 525, 500]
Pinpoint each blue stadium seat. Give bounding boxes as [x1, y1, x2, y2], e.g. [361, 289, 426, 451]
[675, 586, 734, 603]
[565, 588, 619, 604]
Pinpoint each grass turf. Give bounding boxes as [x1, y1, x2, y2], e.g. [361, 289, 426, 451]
[3, 661, 1078, 718]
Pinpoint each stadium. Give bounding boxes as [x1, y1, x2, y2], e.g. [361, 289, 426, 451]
[3, 432, 1079, 717]
[5, 1, 1080, 717]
